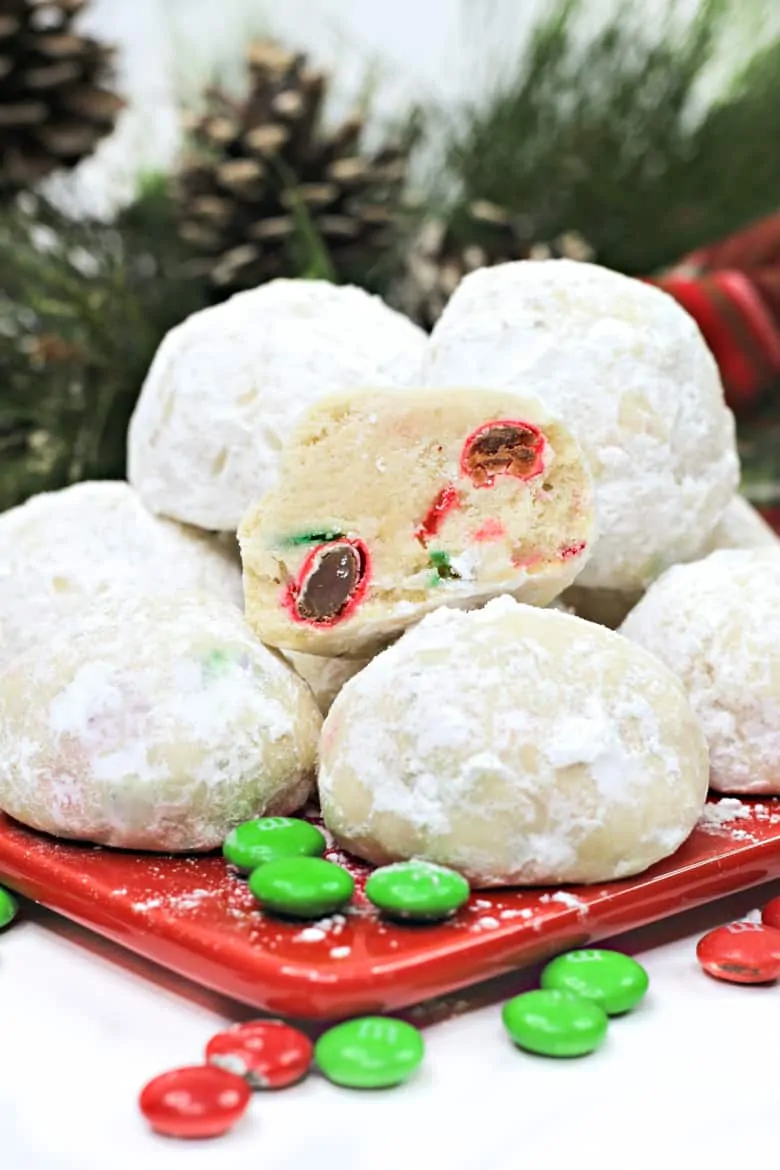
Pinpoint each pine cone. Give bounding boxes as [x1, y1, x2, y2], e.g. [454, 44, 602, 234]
[0, 0, 122, 195]
[392, 201, 595, 330]
[176, 40, 409, 296]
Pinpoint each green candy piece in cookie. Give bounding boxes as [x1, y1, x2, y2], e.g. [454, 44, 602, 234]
[201, 647, 252, 681]
[202, 648, 233, 677]
[429, 550, 461, 581]
[279, 530, 344, 547]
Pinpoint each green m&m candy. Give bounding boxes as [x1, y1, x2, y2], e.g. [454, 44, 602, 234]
[223, 817, 326, 872]
[315, 1017, 424, 1089]
[248, 856, 354, 918]
[502, 989, 608, 1058]
[364, 860, 470, 922]
[0, 886, 18, 929]
[541, 949, 649, 1015]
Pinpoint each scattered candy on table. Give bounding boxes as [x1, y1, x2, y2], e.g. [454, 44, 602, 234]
[696, 920, 780, 984]
[248, 855, 355, 918]
[364, 860, 471, 922]
[135, 890, 780, 1141]
[540, 949, 649, 1015]
[501, 989, 609, 1058]
[222, 816, 326, 872]
[0, 886, 18, 929]
[206, 1020, 313, 1090]
[314, 1017, 425, 1089]
[139, 1065, 251, 1139]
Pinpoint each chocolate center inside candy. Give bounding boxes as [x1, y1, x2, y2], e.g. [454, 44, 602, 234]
[465, 424, 541, 487]
[295, 542, 365, 623]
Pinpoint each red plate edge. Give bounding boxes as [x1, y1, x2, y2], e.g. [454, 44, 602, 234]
[0, 800, 778, 1020]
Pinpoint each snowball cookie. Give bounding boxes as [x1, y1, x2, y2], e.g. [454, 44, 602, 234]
[563, 495, 778, 630]
[239, 385, 594, 657]
[0, 592, 321, 850]
[621, 548, 780, 795]
[282, 652, 370, 714]
[0, 481, 242, 670]
[701, 494, 778, 554]
[128, 280, 427, 532]
[319, 597, 708, 886]
[425, 259, 739, 593]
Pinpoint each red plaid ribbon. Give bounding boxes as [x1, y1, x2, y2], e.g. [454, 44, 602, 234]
[649, 212, 780, 416]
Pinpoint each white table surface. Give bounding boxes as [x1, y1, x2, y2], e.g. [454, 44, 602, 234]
[3, 881, 779, 1170]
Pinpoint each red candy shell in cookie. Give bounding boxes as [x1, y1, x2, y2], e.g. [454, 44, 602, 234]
[761, 897, 780, 931]
[696, 921, 780, 984]
[460, 418, 546, 487]
[284, 538, 371, 628]
[139, 1065, 251, 1139]
[206, 1020, 313, 1089]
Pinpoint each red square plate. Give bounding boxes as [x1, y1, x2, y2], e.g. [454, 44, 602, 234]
[0, 798, 778, 1019]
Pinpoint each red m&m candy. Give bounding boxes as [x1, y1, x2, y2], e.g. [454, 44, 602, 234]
[696, 921, 780, 984]
[139, 1065, 251, 1139]
[206, 1020, 313, 1090]
[761, 896, 780, 931]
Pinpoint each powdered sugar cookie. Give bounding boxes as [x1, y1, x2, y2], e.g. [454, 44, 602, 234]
[286, 604, 570, 710]
[621, 548, 780, 794]
[0, 481, 242, 670]
[0, 592, 321, 850]
[239, 386, 594, 657]
[701, 494, 777, 554]
[425, 260, 738, 594]
[128, 280, 427, 531]
[319, 597, 708, 885]
[564, 494, 778, 629]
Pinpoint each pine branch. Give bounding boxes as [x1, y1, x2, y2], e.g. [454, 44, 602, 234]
[441, 0, 780, 275]
[0, 180, 206, 512]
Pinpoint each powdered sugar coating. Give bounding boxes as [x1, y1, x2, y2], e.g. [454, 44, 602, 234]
[700, 495, 778, 554]
[620, 548, 780, 794]
[425, 260, 738, 592]
[319, 596, 708, 886]
[0, 591, 321, 850]
[563, 494, 778, 630]
[128, 280, 427, 531]
[0, 481, 242, 670]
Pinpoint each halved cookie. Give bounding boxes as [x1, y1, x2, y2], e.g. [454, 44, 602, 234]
[239, 386, 595, 656]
